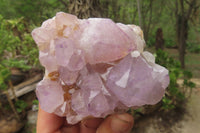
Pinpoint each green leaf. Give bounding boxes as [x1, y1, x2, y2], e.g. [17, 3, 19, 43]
[15, 100, 28, 113]
[32, 99, 39, 105]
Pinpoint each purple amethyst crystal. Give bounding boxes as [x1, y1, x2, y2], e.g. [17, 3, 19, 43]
[32, 12, 169, 124]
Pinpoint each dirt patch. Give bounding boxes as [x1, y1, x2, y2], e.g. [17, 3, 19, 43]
[132, 105, 186, 133]
[0, 115, 24, 133]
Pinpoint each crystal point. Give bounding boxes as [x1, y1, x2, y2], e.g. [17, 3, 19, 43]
[106, 52, 169, 107]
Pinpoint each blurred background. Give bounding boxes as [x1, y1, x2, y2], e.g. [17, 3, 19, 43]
[0, 0, 199, 133]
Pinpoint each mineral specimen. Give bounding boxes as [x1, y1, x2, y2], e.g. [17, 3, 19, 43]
[32, 12, 169, 124]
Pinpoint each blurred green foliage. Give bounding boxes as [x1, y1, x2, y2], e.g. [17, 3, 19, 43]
[0, 15, 34, 117]
[0, 67, 10, 90]
[0, 14, 40, 91]
[32, 99, 39, 110]
[0, 0, 67, 25]
[146, 37, 155, 47]
[15, 99, 28, 113]
[187, 41, 200, 53]
[32, 99, 39, 105]
[165, 39, 176, 48]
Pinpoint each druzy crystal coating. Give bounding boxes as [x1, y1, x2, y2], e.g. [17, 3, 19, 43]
[32, 12, 169, 124]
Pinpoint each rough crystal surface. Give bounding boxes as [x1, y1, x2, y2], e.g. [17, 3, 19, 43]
[36, 79, 64, 113]
[78, 19, 136, 64]
[106, 52, 169, 107]
[32, 12, 170, 124]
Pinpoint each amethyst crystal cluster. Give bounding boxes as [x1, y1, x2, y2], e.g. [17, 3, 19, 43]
[32, 12, 169, 124]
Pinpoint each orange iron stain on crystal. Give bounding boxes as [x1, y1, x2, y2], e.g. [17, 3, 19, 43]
[62, 84, 79, 101]
[48, 71, 59, 81]
[58, 25, 68, 36]
[73, 24, 79, 31]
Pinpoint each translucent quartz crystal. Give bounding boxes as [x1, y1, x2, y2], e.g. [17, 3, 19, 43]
[78, 19, 136, 64]
[32, 12, 169, 124]
[59, 66, 79, 85]
[116, 23, 145, 53]
[36, 79, 64, 113]
[55, 38, 75, 66]
[106, 51, 169, 107]
[39, 51, 58, 73]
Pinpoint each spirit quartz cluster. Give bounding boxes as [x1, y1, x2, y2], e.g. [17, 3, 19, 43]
[32, 12, 169, 124]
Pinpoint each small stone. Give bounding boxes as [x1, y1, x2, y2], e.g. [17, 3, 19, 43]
[27, 110, 38, 124]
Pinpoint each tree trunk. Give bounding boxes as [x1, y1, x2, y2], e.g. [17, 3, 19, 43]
[175, 0, 198, 68]
[155, 28, 164, 50]
[176, 15, 188, 68]
[136, 0, 143, 29]
[111, 0, 118, 21]
[100, 0, 109, 18]
[145, 0, 153, 41]
[68, 0, 101, 19]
